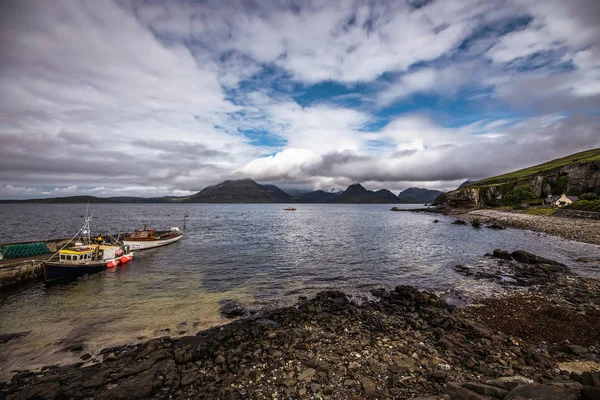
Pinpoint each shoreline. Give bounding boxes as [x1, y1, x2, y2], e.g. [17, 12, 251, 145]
[448, 208, 600, 246]
[2, 251, 599, 399]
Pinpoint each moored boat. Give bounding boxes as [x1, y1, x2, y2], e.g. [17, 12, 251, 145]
[43, 214, 133, 282]
[284, 207, 297, 211]
[123, 226, 183, 250]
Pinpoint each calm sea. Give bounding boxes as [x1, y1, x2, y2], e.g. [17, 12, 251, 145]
[1, 203, 599, 379]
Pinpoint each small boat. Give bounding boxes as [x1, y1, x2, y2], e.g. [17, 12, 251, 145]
[284, 207, 297, 211]
[123, 225, 183, 250]
[43, 214, 133, 282]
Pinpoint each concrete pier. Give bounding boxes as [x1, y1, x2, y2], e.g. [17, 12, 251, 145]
[0, 260, 44, 289]
[0, 238, 71, 289]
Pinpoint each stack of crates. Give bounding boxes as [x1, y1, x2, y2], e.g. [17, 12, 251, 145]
[0, 242, 50, 260]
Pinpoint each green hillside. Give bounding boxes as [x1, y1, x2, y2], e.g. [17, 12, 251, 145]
[468, 148, 600, 188]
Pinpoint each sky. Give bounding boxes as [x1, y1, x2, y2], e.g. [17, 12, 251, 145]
[0, 0, 599, 199]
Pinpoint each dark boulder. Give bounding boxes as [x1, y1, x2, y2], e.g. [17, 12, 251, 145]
[0, 331, 30, 345]
[510, 250, 565, 266]
[504, 383, 580, 400]
[219, 300, 247, 319]
[487, 223, 506, 230]
[453, 219, 468, 225]
[492, 249, 513, 261]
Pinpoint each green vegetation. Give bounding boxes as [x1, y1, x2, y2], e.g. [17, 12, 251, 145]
[503, 185, 537, 207]
[580, 192, 598, 201]
[466, 148, 600, 188]
[525, 207, 555, 216]
[564, 200, 600, 213]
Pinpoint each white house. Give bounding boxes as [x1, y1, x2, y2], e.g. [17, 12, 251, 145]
[545, 193, 579, 207]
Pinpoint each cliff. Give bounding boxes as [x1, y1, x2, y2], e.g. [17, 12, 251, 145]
[437, 148, 600, 208]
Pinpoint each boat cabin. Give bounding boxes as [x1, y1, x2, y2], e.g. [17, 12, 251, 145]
[58, 248, 96, 264]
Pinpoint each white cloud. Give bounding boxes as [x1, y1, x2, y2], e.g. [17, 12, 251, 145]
[0, 0, 599, 199]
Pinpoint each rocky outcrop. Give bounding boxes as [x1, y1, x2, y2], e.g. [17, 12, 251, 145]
[439, 151, 600, 209]
[3, 268, 600, 400]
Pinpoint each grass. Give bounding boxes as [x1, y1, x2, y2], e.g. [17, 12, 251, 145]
[565, 200, 600, 213]
[467, 148, 600, 188]
[525, 207, 556, 216]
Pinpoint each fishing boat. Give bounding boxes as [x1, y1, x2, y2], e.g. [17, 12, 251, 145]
[43, 213, 133, 282]
[284, 207, 296, 211]
[123, 225, 183, 250]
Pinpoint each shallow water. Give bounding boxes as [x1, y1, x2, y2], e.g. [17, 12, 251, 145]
[0, 203, 599, 380]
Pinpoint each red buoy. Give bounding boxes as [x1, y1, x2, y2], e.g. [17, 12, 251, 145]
[120, 256, 128, 264]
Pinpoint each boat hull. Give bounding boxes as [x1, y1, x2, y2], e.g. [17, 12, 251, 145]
[43, 262, 106, 282]
[124, 233, 182, 250]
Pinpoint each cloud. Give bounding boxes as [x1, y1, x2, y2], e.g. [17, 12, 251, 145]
[0, 0, 599, 199]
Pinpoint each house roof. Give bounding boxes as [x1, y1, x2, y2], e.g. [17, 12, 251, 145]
[567, 196, 579, 201]
[545, 195, 561, 203]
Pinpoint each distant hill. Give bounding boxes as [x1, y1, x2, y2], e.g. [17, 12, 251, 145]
[296, 190, 338, 203]
[439, 148, 600, 208]
[334, 183, 399, 204]
[181, 179, 293, 203]
[0, 195, 177, 204]
[396, 187, 443, 204]
[2, 180, 422, 205]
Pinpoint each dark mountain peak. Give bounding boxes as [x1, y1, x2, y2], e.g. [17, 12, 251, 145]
[334, 183, 398, 203]
[374, 189, 399, 201]
[185, 179, 292, 203]
[344, 183, 369, 195]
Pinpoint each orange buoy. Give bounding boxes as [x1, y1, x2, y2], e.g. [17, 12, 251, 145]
[120, 256, 128, 264]
[106, 261, 115, 268]
[127, 254, 133, 261]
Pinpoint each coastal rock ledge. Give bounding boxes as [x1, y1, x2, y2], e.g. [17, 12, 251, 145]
[1, 271, 600, 399]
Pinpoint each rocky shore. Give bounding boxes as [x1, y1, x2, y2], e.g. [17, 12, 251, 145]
[455, 209, 600, 246]
[1, 251, 600, 399]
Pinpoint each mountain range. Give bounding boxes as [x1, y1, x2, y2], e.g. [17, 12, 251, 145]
[0, 180, 441, 204]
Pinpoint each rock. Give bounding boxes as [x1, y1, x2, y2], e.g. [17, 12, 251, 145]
[485, 376, 534, 391]
[433, 219, 440, 223]
[487, 224, 506, 230]
[309, 383, 321, 393]
[219, 300, 247, 319]
[492, 249, 513, 261]
[472, 219, 481, 228]
[215, 355, 226, 364]
[69, 344, 84, 352]
[298, 368, 316, 382]
[7, 381, 60, 399]
[80, 353, 92, 361]
[0, 331, 30, 345]
[564, 344, 589, 355]
[573, 371, 600, 388]
[504, 383, 580, 400]
[361, 377, 377, 396]
[510, 250, 565, 266]
[453, 219, 468, 225]
[444, 383, 496, 400]
[462, 382, 509, 399]
[581, 387, 600, 400]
